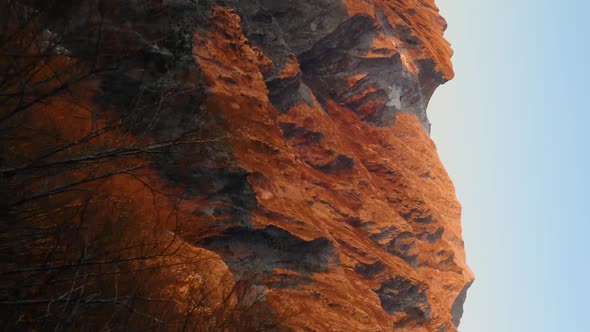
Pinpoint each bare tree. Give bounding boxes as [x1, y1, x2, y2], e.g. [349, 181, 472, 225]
[0, 1, 291, 330]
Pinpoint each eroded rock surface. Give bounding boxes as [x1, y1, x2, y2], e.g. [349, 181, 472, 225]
[7, 0, 473, 330]
[178, 1, 474, 329]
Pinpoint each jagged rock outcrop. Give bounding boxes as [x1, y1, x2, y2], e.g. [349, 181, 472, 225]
[1, 0, 473, 330]
[185, 1, 473, 330]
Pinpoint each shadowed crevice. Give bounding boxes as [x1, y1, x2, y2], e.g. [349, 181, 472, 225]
[377, 277, 431, 326]
[451, 281, 472, 326]
[202, 225, 336, 277]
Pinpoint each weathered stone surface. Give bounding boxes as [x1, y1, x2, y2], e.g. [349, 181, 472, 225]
[3, 0, 472, 330]
[183, 1, 474, 330]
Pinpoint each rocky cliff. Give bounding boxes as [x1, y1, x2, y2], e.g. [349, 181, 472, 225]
[1, 0, 473, 331]
[189, 1, 473, 330]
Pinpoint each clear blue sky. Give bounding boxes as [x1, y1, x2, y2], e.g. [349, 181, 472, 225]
[429, 0, 590, 331]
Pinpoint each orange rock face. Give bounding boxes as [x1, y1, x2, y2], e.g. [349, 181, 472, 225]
[1, 0, 472, 330]
[189, 2, 473, 330]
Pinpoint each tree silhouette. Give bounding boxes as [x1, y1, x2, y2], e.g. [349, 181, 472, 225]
[0, 1, 291, 330]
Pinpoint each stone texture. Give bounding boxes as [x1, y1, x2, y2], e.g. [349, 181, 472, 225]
[184, 1, 474, 330]
[5, 0, 473, 330]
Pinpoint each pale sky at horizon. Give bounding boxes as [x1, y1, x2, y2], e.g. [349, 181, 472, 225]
[429, 0, 590, 331]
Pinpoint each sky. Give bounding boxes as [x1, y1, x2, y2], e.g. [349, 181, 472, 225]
[428, 0, 590, 331]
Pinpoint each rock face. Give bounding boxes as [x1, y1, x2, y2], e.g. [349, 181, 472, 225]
[185, 1, 474, 330]
[2, 0, 472, 330]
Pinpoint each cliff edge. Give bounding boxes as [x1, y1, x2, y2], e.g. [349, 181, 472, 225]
[0, 0, 473, 330]
[190, 1, 473, 330]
